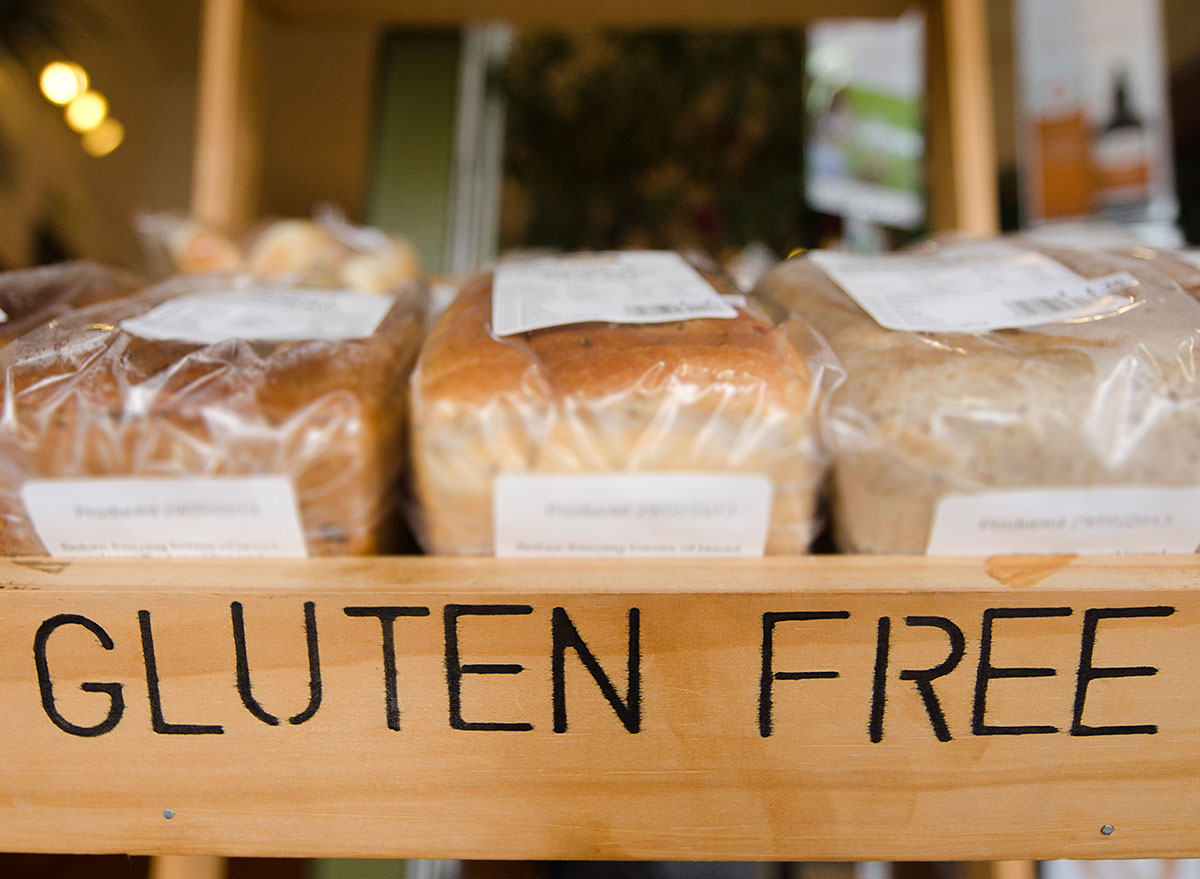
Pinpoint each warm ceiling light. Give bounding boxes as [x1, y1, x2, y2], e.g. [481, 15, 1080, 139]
[81, 118, 124, 157]
[65, 90, 108, 132]
[39, 61, 89, 105]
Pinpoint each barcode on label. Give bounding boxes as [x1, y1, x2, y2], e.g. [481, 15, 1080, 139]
[623, 303, 714, 317]
[1004, 293, 1102, 318]
[1003, 273, 1137, 321]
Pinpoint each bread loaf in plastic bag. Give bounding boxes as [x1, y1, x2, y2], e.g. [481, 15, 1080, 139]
[409, 253, 841, 555]
[138, 209, 421, 295]
[0, 274, 423, 556]
[756, 243, 1200, 554]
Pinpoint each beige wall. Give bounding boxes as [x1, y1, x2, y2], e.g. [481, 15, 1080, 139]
[0, 0, 379, 271]
[258, 18, 379, 222]
[0, 0, 201, 270]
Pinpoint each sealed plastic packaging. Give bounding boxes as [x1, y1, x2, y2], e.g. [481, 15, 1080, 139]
[1123, 247, 1200, 298]
[0, 275, 424, 556]
[409, 251, 839, 556]
[1009, 229, 1200, 300]
[138, 208, 421, 294]
[755, 242, 1200, 554]
[0, 262, 144, 347]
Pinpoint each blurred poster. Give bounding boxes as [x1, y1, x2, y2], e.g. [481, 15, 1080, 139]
[804, 13, 926, 231]
[1016, 0, 1177, 225]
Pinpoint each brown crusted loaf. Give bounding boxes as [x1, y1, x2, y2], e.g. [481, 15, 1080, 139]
[410, 268, 829, 555]
[756, 246, 1200, 554]
[0, 262, 144, 347]
[0, 276, 423, 556]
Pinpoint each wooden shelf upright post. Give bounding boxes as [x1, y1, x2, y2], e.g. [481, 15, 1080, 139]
[192, 0, 262, 231]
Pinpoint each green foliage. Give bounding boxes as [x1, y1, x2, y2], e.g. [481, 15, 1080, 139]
[497, 30, 811, 257]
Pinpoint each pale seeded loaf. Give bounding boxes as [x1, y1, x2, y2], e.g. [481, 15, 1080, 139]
[756, 246, 1200, 553]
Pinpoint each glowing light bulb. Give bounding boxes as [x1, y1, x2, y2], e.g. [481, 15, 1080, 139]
[81, 118, 124, 157]
[40, 62, 88, 105]
[65, 91, 108, 133]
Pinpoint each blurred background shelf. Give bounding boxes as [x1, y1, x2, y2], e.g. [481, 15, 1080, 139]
[191, 0, 997, 245]
[256, 0, 917, 27]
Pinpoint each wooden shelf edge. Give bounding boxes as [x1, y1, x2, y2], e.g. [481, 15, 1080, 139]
[3, 551, 1198, 861]
[257, 0, 917, 29]
[2, 553, 1198, 596]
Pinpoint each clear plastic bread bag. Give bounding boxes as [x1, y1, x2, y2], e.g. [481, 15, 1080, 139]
[137, 208, 421, 294]
[0, 262, 144, 347]
[0, 273, 424, 557]
[754, 240, 1200, 554]
[1117, 245, 1200, 298]
[407, 251, 843, 556]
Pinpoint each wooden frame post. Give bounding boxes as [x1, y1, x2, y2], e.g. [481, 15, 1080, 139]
[192, 0, 262, 230]
[150, 855, 228, 879]
[926, 0, 999, 234]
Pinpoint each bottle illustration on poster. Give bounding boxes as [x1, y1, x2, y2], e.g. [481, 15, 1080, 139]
[1093, 68, 1152, 216]
[1016, 0, 1177, 228]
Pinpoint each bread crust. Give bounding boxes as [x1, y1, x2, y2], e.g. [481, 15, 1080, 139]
[0, 277, 423, 556]
[410, 263, 826, 555]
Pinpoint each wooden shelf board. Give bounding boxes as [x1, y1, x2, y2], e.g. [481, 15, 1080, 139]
[3, 553, 1197, 595]
[2, 555, 1197, 860]
[258, 0, 916, 29]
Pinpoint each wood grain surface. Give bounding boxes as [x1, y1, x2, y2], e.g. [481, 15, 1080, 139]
[2, 555, 1197, 860]
[259, 0, 912, 27]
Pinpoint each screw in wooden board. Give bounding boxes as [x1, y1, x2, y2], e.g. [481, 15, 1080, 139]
[163, 809, 175, 820]
[1101, 824, 1114, 835]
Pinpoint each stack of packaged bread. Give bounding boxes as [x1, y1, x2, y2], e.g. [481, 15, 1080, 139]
[2, 222, 1199, 558]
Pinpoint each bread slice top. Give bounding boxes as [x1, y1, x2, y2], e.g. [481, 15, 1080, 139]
[414, 267, 813, 415]
[758, 245, 1200, 398]
[1, 275, 423, 426]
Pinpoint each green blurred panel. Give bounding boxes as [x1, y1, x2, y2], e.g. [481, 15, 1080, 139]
[367, 31, 461, 274]
[309, 858, 406, 879]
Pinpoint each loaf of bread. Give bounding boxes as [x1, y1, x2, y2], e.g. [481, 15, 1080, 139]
[1125, 248, 1200, 298]
[756, 245, 1200, 553]
[0, 275, 423, 556]
[139, 212, 421, 295]
[409, 261, 832, 555]
[0, 262, 143, 347]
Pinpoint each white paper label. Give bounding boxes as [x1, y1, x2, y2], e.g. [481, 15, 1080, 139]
[494, 473, 772, 557]
[21, 477, 308, 558]
[926, 486, 1200, 555]
[491, 251, 737, 336]
[120, 288, 394, 345]
[810, 242, 1138, 332]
